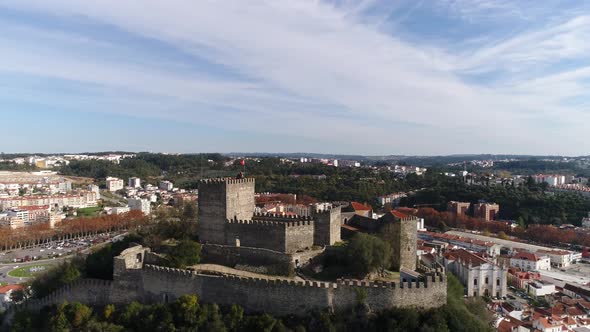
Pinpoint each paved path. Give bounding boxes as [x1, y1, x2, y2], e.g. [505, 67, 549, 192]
[189, 264, 306, 281]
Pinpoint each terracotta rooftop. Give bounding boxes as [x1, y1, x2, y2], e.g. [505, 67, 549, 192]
[443, 249, 489, 267]
[350, 202, 372, 211]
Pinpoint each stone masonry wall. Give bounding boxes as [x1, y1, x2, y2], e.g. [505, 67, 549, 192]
[201, 244, 294, 276]
[226, 220, 286, 252]
[390, 218, 417, 271]
[312, 206, 342, 246]
[284, 221, 315, 253]
[197, 179, 227, 244]
[139, 265, 447, 316]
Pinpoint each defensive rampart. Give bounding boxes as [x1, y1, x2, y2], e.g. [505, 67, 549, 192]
[13, 246, 447, 320]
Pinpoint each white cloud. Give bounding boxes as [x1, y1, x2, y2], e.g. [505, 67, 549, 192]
[1, 0, 590, 154]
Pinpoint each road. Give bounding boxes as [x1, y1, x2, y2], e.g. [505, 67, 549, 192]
[445, 230, 560, 252]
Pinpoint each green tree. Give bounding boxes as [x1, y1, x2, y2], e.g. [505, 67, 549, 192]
[166, 239, 201, 268]
[347, 233, 392, 276]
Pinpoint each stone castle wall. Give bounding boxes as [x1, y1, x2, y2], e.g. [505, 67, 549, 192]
[391, 218, 418, 271]
[201, 244, 294, 276]
[20, 246, 446, 318]
[312, 206, 342, 246]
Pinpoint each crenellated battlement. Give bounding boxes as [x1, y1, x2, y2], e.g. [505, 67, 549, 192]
[227, 218, 313, 227]
[198, 177, 255, 185]
[142, 263, 446, 291]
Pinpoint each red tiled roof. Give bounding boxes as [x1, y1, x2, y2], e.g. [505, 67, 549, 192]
[512, 252, 543, 262]
[0, 284, 24, 294]
[443, 249, 489, 267]
[16, 205, 50, 211]
[350, 202, 372, 211]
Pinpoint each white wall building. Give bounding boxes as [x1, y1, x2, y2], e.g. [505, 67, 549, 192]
[0, 285, 24, 312]
[510, 252, 551, 271]
[526, 280, 556, 297]
[159, 180, 173, 191]
[106, 177, 124, 192]
[443, 249, 508, 298]
[536, 250, 572, 268]
[128, 177, 141, 188]
[128, 198, 151, 215]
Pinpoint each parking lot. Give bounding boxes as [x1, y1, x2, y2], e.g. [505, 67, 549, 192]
[0, 232, 124, 264]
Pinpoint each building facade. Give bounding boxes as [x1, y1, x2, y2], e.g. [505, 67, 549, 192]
[510, 252, 551, 271]
[443, 249, 508, 298]
[106, 177, 124, 192]
[473, 202, 500, 221]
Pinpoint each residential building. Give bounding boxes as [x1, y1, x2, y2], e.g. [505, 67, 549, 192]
[0, 191, 98, 209]
[443, 249, 508, 298]
[378, 193, 407, 207]
[106, 177, 124, 192]
[563, 284, 590, 301]
[87, 184, 100, 199]
[532, 317, 564, 332]
[473, 202, 500, 221]
[447, 201, 470, 215]
[0, 285, 24, 312]
[6, 209, 29, 223]
[508, 268, 541, 289]
[510, 252, 551, 271]
[159, 180, 173, 191]
[527, 280, 556, 297]
[536, 249, 573, 268]
[128, 177, 141, 188]
[128, 198, 151, 216]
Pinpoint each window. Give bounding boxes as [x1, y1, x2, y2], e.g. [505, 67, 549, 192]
[474, 279, 478, 286]
[485, 277, 489, 284]
[497, 279, 500, 286]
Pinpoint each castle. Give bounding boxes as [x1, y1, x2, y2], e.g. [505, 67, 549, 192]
[14, 245, 447, 319]
[197, 177, 417, 273]
[198, 177, 341, 253]
[2, 177, 447, 325]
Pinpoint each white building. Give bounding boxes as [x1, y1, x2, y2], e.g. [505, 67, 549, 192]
[107, 206, 130, 215]
[0, 285, 24, 312]
[536, 250, 573, 268]
[106, 177, 124, 192]
[443, 249, 508, 298]
[510, 252, 551, 271]
[128, 198, 151, 215]
[6, 209, 29, 223]
[128, 177, 141, 188]
[526, 280, 555, 297]
[159, 180, 173, 191]
[582, 212, 590, 228]
[87, 184, 100, 199]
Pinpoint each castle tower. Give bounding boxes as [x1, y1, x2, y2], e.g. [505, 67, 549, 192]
[312, 205, 342, 246]
[198, 178, 255, 244]
[381, 211, 418, 271]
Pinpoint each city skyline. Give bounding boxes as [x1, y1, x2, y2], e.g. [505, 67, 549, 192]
[2, 1, 590, 155]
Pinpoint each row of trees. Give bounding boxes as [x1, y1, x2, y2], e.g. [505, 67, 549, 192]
[0, 211, 147, 251]
[416, 207, 590, 248]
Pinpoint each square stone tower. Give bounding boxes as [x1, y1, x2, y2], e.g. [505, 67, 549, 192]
[198, 178, 255, 244]
[312, 205, 342, 246]
[381, 211, 418, 271]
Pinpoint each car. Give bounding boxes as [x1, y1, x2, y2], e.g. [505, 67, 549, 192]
[39, 249, 45, 252]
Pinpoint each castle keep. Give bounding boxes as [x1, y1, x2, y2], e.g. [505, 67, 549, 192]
[197, 178, 341, 253]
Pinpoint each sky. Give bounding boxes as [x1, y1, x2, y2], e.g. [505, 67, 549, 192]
[1, 0, 590, 155]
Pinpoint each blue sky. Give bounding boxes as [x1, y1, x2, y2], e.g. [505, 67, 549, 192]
[1, 0, 590, 155]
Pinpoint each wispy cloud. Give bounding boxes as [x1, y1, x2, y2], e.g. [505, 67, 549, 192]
[1, 0, 589, 154]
